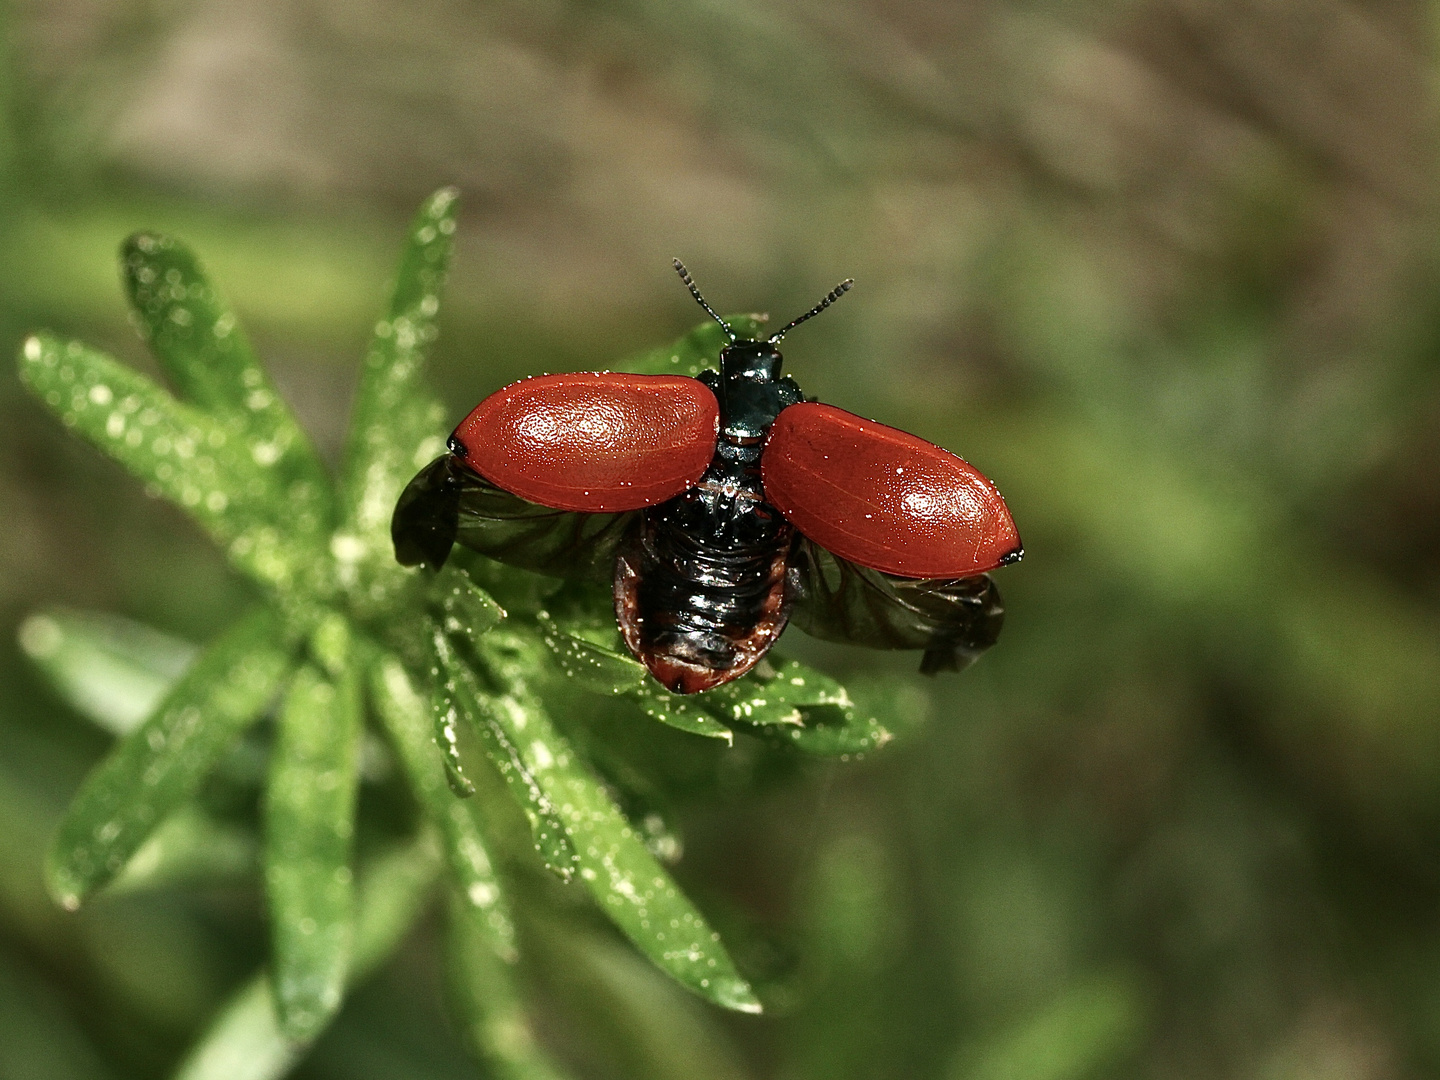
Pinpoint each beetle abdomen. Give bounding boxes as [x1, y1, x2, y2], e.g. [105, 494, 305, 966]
[452, 373, 719, 512]
[761, 402, 1021, 578]
[614, 461, 793, 694]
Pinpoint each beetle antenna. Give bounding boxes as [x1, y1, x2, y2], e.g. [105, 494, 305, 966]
[768, 279, 853, 343]
[673, 259, 736, 343]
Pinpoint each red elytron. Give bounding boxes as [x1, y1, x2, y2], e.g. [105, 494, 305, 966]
[452, 373, 719, 513]
[761, 402, 1019, 579]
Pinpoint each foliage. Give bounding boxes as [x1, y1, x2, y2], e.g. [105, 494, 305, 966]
[14, 190, 897, 1077]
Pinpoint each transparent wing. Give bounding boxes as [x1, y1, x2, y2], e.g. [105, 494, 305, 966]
[392, 455, 636, 583]
[788, 537, 1004, 674]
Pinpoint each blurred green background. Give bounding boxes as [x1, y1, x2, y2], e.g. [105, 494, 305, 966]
[4, 0, 1440, 1077]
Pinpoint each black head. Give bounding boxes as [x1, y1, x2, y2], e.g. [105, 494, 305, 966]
[719, 339, 783, 382]
[672, 259, 853, 385]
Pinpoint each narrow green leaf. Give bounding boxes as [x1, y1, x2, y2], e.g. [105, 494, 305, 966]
[446, 892, 572, 1080]
[370, 651, 516, 960]
[436, 630, 579, 879]
[120, 232, 331, 530]
[537, 612, 647, 696]
[46, 607, 293, 910]
[173, 835, 442, 1080]
[708, 657, 892, 756]
[435, 563, 506, 650]
[627, 682, 735, 744]
[477, 630, 761, 1013]
[700, 657, 847, 727]
[17, 335, 325, 593]
[264, 654, 363, 1041]
[766, 703, 893, 757]
[17, 608, 197, 736]
[106, 804, 257, 895]
[619, 316, 769, 378]
[334, 189, 458, 602]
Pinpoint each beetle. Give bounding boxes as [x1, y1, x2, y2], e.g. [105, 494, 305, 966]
[392, 261, 1022, 694]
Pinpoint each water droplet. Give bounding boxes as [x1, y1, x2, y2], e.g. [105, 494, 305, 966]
[17, 614, 62, 659]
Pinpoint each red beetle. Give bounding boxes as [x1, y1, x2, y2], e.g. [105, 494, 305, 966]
[394, 262, 1021, 693]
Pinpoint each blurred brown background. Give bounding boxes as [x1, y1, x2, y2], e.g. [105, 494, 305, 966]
[5, 0, 1440, 1077]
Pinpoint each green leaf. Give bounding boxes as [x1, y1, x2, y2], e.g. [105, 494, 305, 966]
[537, 612, 647, 697]
[626, 682, 735, 744]
[435, 629, 579, 879]
[46, 607, 293, 910]
[446, 892, 572, 1080]
[106, 803, 257, 895]
[619, 316, 769, 378]
[173, 835, 442, 1080]
[435, 563, 506, 651]
[760, 705, 892, 756]
[334, 188, 458, 604]
[120, 232, 331, 531]
[477, 630, 761, 1013]
[264, 652, 363, 1041]
[17, 608, 197, 736]
[701, 657, 893, 756]
[17, 335, 326, 593]
[700, 657, 845, 727]
[370, 651, 516, 960]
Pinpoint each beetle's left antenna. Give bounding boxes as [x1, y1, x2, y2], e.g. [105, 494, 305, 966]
[673, 259, 736, 344]
[768, 279, 854, 343]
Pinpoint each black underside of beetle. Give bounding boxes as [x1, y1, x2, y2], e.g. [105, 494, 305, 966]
[615, 447, 794, 694]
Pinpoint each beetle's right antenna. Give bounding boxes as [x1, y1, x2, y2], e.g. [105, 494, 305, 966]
[673, 259, 736, 344]
[768, 279, 853, 343]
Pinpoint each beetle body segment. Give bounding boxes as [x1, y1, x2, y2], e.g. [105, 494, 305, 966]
[762, 402, 1021, 579]
[452, 372, 719, 513]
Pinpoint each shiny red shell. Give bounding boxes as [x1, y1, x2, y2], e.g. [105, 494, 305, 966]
[761, 402, 1020, 578]
[452, 373, 719, 512]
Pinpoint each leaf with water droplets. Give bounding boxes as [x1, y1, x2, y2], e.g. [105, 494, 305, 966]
[620, 315, 768, 378]
[45, 607, 293, 910]
[537, 612, 647, 696]
[370, 650, 516, 960]
[434, 562, 505, 650]
[477, 629, 761, 1013]
[335, 188, 458, 606]
[435, 629, 579, 879]
[697, 657, 848, 729]
[446, 892, 572, 1080]
[120, 231, 331, 534]
[173, 835, 442, 1080]
[17, 335, 327, 593]
[264, 651, 363, 1042]
[627, 682, 735, 744]
[17, 607, 197, 737]
[721, 658, 892, 756]
[767, 702, 893, 756]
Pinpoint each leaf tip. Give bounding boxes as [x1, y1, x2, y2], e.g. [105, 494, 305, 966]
[426, 187, 460, 216]
[712, 977, 763, 1014]
[43, 855, 84, 912]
